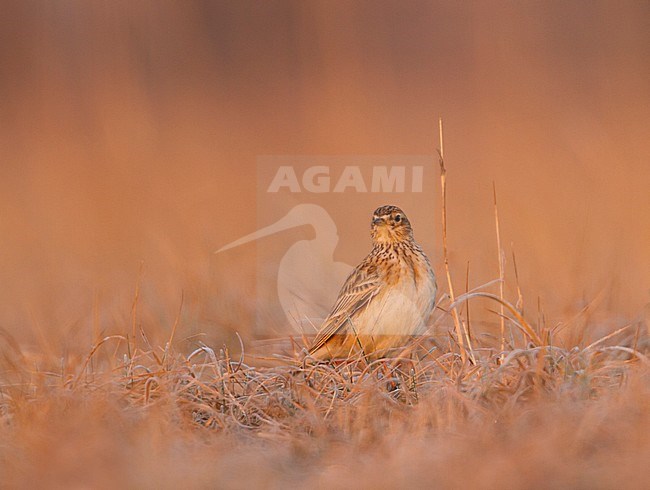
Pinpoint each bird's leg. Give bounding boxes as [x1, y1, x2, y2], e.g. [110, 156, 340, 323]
[376, 357, 399, 393]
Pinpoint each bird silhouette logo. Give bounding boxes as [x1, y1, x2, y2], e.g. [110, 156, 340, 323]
[215, 204, 353, 333]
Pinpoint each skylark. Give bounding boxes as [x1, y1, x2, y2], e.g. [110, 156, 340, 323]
[307, 205, 437, 360]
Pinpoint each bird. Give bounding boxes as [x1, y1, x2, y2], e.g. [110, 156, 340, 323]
[215, 204, 352, 332]
[307, 205, 437, 360]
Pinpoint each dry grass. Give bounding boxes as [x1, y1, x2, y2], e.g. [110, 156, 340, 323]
[0, 301, 648, 489]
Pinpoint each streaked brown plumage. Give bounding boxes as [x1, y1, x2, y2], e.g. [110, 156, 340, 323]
[307, 205, 437, 360]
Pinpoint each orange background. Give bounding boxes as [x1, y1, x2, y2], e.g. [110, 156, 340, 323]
[1, 2, 648, 349]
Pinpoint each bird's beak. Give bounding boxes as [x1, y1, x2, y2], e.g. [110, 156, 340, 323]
[372, 217, 383, 226]
[215, 212, 303, 254]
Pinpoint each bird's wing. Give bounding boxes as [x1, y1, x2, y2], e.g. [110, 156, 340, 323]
[308, 260, 382, 355]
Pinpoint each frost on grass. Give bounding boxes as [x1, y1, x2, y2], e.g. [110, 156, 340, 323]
[0, 318, 648, 488]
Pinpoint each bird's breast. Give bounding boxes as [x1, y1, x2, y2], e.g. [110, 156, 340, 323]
[356, 245, 436, 337]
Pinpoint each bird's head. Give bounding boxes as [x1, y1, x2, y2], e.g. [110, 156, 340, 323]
[370, 205, 413, 244]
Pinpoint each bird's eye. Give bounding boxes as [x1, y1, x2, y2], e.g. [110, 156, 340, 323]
[394, 214, 402, 223]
